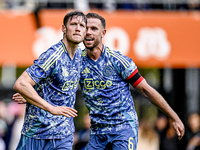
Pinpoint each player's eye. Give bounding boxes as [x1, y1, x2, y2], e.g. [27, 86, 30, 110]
[92, 27, 97, 30]
[71, 23, 77, 26]
[80, 24, 85, 28]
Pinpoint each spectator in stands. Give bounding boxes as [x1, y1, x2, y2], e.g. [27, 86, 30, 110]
[185, 112, 200, 150]
[158, 118, 180, 150]
[0, 101, 8, 150]
[8, 102, 25, 150]
[137, 119, 159, 150]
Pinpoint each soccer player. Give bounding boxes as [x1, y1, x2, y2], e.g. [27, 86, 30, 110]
[12, 11, 86, 150]
[79, 13, 185, 150]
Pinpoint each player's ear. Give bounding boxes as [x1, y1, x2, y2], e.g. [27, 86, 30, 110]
[62, 25, 66, 33]
[102, 29, 106, 38]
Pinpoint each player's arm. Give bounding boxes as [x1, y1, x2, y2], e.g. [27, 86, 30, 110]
[13, 71, 77, 118]
[125, 68, 184, 140]
[135, 79, 185, 140]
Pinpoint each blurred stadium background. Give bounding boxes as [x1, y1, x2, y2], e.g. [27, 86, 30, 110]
[0, 0, 199, 150]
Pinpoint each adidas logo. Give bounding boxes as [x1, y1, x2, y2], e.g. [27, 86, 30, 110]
[82, 67, 90, 74]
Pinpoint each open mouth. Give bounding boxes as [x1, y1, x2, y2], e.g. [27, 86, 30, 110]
[85, 38, 93, 41]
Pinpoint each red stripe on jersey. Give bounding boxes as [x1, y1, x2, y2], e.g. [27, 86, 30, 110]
[127, 69, 138, 80]
[132, 76, 144, 87]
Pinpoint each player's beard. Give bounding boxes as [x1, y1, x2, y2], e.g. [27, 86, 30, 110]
[84, 38, 100, 51]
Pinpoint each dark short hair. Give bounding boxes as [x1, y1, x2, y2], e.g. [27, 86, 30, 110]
[63, 11, 87, 26]
[86, 13, 106, 29]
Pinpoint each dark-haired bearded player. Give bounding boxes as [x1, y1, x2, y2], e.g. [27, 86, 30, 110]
[79, 12, 185, 150]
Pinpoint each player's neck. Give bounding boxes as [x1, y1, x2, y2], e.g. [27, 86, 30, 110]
[62, 39, 79, 60]
[87, 44, 103, 61]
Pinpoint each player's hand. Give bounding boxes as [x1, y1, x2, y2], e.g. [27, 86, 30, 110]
[12, 93, 27, 104]
[50, 106, 78, 118]
[172, 119, 185, 140]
